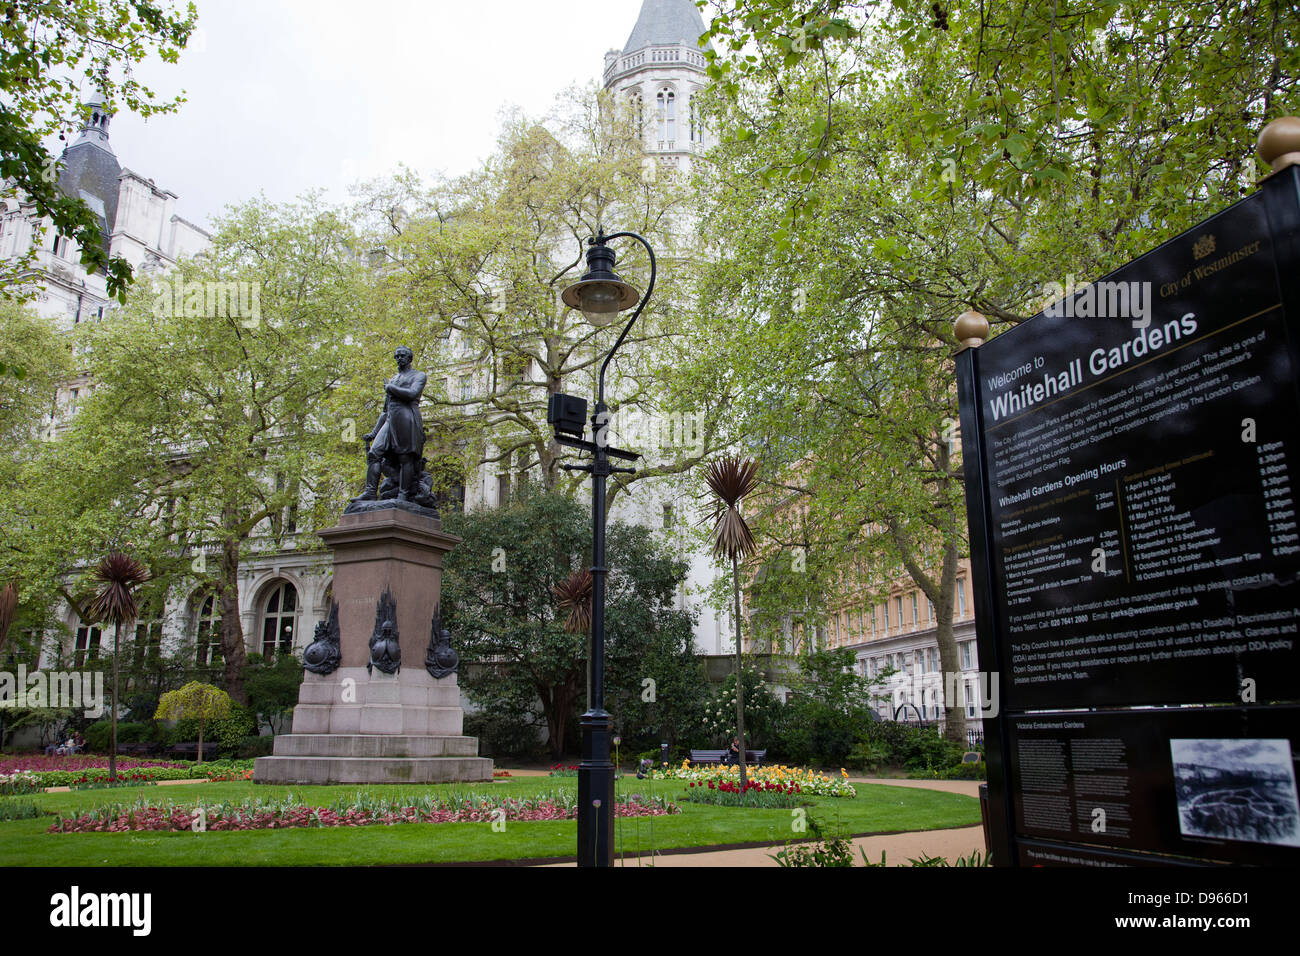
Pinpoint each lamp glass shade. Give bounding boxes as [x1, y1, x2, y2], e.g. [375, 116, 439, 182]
[578, 282, 625, 326]
[561, 276, 641, 326]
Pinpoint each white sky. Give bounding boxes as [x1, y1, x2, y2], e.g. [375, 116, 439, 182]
[100, 0, 666, 230]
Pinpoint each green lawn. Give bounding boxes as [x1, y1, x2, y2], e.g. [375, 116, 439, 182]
[0, 777, 980, 865]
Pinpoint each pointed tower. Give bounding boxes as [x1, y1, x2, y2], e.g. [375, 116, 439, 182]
[603, 0, 712, 174]
[57, 94, 122, 256]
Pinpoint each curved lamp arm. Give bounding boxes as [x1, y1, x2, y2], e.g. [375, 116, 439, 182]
[595, 230, 656, 407]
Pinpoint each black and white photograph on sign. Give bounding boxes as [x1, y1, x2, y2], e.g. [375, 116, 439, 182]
[1171, 739, 1300, 848]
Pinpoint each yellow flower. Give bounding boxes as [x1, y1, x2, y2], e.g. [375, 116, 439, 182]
[840, 768, 848, 778]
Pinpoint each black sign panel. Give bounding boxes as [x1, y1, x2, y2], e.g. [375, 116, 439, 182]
[1008, 706, 1300, 865]
[957, 166, 1300, 867]
[967, 191, 1300, 710]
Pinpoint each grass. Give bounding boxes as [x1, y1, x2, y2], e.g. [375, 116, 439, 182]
[0, 776, 980, 866]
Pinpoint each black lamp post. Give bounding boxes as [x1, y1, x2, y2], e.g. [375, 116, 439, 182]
[549, 230, 655, 867]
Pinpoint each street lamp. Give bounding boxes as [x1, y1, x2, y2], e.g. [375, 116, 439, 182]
[549, 230, 656, 867]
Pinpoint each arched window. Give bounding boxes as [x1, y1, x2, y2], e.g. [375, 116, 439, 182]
[195, 596, 223, 667]
[629, 92, 643, 133]
[261, 581, 298, 658]
[656, 88, 676, 148]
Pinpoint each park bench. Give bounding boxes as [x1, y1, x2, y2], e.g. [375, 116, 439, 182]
[168, 742, 221, 761]
[688, 748, 766, 767]
[116, 742, 162, 758]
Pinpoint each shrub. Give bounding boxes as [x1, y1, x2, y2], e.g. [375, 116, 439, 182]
[233, 735, 273, 759]
[845, 740, 892, 774]
[85, 721, 155, 751]
[463, 711, 543, 759]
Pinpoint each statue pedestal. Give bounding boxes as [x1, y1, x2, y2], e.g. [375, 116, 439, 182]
[253, 505, 493, 785]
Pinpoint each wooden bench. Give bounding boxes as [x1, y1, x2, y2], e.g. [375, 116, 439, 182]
[168, 742, 220, 761]
[116, 742, 162, 758]
[688, 748, 767, 767]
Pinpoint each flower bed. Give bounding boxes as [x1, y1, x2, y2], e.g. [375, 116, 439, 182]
[652, 762, 857, 798]
[680, 779, 807, 808]
[0, 757, 254, 789]
[49, 790, 680, 833]
[548, 764, 579, 777]
[0, 771, 44, 796]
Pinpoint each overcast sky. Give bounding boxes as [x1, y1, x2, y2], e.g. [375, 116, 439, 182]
[100, 0, 673, 230]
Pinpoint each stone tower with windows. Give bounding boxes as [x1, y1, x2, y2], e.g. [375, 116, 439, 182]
[602, 0, 712, 177]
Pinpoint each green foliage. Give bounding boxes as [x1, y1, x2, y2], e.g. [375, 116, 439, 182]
[83, 721, 154, 752]
[242, 654, 303, 734]
[699, 660, 781, 745]
[771, 814, 856, 867]
[856, 720, 966, 774]
[769, 648, 883, 765]
[0, 0, 198, 302]
[444, 491, 704, 759]
[462, 710, 544, 760]
[0, 800, 43, 821]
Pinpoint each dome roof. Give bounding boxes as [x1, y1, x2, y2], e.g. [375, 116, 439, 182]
[622, 0, 710, 54]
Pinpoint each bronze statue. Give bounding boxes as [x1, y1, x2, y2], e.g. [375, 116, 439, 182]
[347, 346, 439, 514]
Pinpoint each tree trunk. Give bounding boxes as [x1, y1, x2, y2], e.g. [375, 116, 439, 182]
[933, 542, 967, 746]
[218, 528, 248, 705]
[109, 621, 121, 782]
[197, 715, 205, 765]
[732, 555, 747, 791]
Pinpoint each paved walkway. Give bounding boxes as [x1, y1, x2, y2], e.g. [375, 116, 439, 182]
[541, 775, 986, 867]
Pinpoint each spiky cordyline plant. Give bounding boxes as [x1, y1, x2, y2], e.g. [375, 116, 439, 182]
[553, 568, 593, 635]
[704, 456, 759, 790]
[85, 552, 149, 783]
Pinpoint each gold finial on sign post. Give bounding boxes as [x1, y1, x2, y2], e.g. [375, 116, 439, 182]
[954, 310, 990, 350]
[1257, 116, 1300, 176]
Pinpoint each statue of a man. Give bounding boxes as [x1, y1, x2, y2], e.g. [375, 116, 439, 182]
[358, 346, 426, 503]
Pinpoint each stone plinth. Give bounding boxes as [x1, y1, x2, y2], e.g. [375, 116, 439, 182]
[254, 504, 493, 785]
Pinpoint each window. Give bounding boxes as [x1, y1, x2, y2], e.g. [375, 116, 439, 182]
[195, 596, 223, 667]
[928, 597, 934, 622]
[911, 592, 919, 626]
[74, 625, 101, 667]
[916, 650, 926, 675]
[496, 472, 511, 507]
[895, 595, 903, 628]
[689, 96, 703, 143]
[870, 606, 877, 636]
[630, 92, 643, 132]
[958, 577, 967, 616]
[965, 680, 978, 718]
[883, 601, 889, 631]
[260, 582, 298, 659]
[960, 640, 973, 670]
[458, 375, 473, 401]
[929, 647, 939, 672]
[656, 88, 676, 148]
[133, 615, 163, 666]
[662, 503, 674, 529]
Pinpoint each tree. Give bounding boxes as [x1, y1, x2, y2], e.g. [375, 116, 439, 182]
[704, 456, 760, 787]
[775, 647, 885, 765]
[442, 491, 700, 759]
[154, 680, 229, 763]
[350, 87, 728, 511]
[84, 551, 148, 781]
[243, 653, 303, 736]
[688, 0, 1296, 744]
[5, 196, 369, 704]
[0, 0, 198, 301]
[0, 300, 72, 654]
